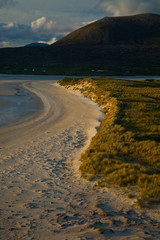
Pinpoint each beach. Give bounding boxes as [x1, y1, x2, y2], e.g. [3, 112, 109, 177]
[0, 78, 160, 240]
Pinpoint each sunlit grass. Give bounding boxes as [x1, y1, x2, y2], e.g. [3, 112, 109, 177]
[59, 77, 160, 206]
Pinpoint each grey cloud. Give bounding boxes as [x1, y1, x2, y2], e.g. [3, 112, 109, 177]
[1, 23, 34, 40]
[97, 0, 160, 16]
[0, 20, 76, 47]
[0, 0, 15, 8]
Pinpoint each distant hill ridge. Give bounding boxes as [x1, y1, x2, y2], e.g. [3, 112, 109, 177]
[0, 13, 160, 75]
[25, 42, 49, 47]
[54, 13, 160, 46]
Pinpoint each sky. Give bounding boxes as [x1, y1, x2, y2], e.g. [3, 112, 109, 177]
[0, 0, 160, 47]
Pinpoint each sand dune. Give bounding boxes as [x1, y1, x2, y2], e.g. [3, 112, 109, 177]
[0, 80, 160, 240]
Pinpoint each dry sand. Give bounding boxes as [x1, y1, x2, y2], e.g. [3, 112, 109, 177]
[0, 80, 160, 240]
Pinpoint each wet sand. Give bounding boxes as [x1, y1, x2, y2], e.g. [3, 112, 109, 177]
[0, 80, 160, 240]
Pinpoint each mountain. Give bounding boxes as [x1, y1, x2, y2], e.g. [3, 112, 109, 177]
[25, 42, 49, 47]
[0, 13, 160, 75]
[54, 13, 160, 46]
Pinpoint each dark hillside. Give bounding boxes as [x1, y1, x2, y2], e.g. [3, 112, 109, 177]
[54, 13, 160, 46]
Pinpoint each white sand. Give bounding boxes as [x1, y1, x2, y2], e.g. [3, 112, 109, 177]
[0, 80, 160, 240]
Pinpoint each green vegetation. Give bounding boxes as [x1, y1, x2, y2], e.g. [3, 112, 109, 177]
[59, 77, 160, 206]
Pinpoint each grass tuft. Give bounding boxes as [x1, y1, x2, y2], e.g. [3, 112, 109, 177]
[59, 77, 160, 205]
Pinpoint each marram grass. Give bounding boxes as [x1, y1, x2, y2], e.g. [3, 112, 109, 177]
[59, 77, 160, 206]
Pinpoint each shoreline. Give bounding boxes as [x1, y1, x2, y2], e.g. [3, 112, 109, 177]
[0, 80, 105, 239]
[0, 79, 160, 239]
[0, 73, 160, 81]
[54, 82, 105, 176]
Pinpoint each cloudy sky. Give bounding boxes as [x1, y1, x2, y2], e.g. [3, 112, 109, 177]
[0, 0, 160, 47]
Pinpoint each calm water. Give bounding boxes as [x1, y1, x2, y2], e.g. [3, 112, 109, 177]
[0, 74, 160, 81]
[0, 84, 40, 126]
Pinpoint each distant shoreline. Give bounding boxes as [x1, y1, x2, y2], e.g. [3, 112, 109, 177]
[0, 73, 160, 80]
